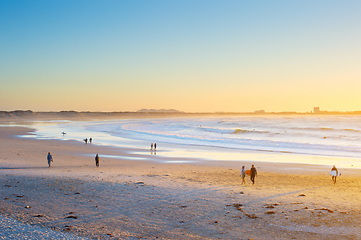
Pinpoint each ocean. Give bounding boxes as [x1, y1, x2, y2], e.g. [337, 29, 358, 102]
[12, 115, 361, 168]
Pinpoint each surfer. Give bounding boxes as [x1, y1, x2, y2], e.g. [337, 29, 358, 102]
[47, 152, 53, 168]
[240, 166, 246, 185]
[331, 165, 338, 184]
[95, 154, 99, 167]
[250, 165, 257, 185]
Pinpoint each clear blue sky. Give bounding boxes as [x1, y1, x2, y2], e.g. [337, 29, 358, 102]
[1, 1, 360, 112]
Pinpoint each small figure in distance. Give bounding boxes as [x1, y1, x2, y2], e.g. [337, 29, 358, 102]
[89, 138, 92, 144]
[240, 166, 246, 185]
[250, 164, 257, 185]
[331, 165, 338, 184]
[47, 152, 53, 168]
[150, 143, 153, 151]
[154, 143, 157, 151]
[84, 138, 88, 144]
[95, 154, 99, 167]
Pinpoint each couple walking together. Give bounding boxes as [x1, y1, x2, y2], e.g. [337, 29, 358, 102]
[240, 165, 257, 185]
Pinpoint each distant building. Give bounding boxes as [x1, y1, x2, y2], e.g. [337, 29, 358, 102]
[313, 107, 320, 114]
[254, 110, 265, 114]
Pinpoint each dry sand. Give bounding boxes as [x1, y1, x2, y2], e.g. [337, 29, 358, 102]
[1, 123, 361, 239]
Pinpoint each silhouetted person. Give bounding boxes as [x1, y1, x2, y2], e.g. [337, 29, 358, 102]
[95, 154, 99, 167]
[47, 152, 53, 168]
[84, 138, 88, 144]
[250, 165, 257, 185]
[154, 143, 157, 150]
[90, 138, 92, 144]
[331, 165, 338, 184]
[150, 143, 153, 150]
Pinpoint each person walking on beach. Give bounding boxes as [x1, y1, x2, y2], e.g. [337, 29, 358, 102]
[150, 143, 153, 151]
[90, 138, 92, 144]
[331, 165, 338, 184]
[47, 152, 53, 168]
[154, 143, 157, 151]
[250, 165, 257, 185]
[95, 154, 99, 167]
[84, 138, 88, 144]
[240, 166, 246, 185]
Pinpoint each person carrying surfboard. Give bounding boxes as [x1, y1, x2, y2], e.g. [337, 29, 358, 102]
[331, 165, 338, 184]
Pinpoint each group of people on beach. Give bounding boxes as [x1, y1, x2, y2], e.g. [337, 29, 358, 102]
[239, 164, 340, 185]
[150, 143, 157, 151]
[84, 138, 92, 144]
[240, 165, 257, 185]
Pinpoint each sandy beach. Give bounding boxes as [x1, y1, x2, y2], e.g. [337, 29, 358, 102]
[1, 119, 361, 239]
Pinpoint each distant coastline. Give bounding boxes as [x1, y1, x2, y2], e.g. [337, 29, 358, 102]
[2, 109, 361, 119]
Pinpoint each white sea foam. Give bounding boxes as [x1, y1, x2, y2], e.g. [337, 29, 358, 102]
[11, 115, 361, 166]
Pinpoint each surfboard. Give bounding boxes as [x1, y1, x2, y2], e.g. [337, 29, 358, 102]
[245, 170, 251, 176]
[329, 170, 341, 177]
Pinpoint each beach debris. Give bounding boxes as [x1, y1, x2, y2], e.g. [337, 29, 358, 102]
[25, 206, 31, 209]
[68, 212, 75, 214]
[240, 191, 244, 194]
[233, 203, 242, 208]
[135, 181, 145, 185]
[74, 192, 80, 195]
[264, 205, 275, 209]
[180, 205, 187, 208]
[16, 195, 24, 198]
[315, 208, 334, 213]
[265, 211, 275, 214]
[64, 225, 72, 228]
[34, 214, 44, 217]
[291, 202, 302, 204]
[4, 197, 10, 200]
[299, 194, 306, 197]
[66, 216, 78, 219]
[214, 221, 218, 223]
[179, 221, 184, 223]
[245, 214, 258, 219]
[4, 185, 11, 187]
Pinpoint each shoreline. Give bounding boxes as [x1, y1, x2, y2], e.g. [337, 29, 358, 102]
[3, 117, 361, 169]
[1, 124, 361, 239]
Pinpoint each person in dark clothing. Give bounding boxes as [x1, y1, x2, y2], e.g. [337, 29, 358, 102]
[250, 165, 257, 185]
[154, 143, 157, 151]
[150, 143, 153, 151]
[89, 138, 92, 144]
[84, 138, 88, 144]
[47, 152, 53, 168]
[95, 154, 99, 167]
[331, 165, 338, 184]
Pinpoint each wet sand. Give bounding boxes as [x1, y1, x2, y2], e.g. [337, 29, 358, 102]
[1, 125, 361, 239]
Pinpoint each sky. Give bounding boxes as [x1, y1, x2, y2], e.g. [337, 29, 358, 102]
[1, 1, 360, 112]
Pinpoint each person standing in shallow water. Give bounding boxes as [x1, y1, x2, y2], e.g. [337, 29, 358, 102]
[47, 152, 53, 168]
[95, 154, 99, 167]
[250, 165, 257, 185]
[154, 143, 157, 151]
[150, 143, 153, 151]
[240, 166, 246, 185]
[331, 165, 338, 184]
